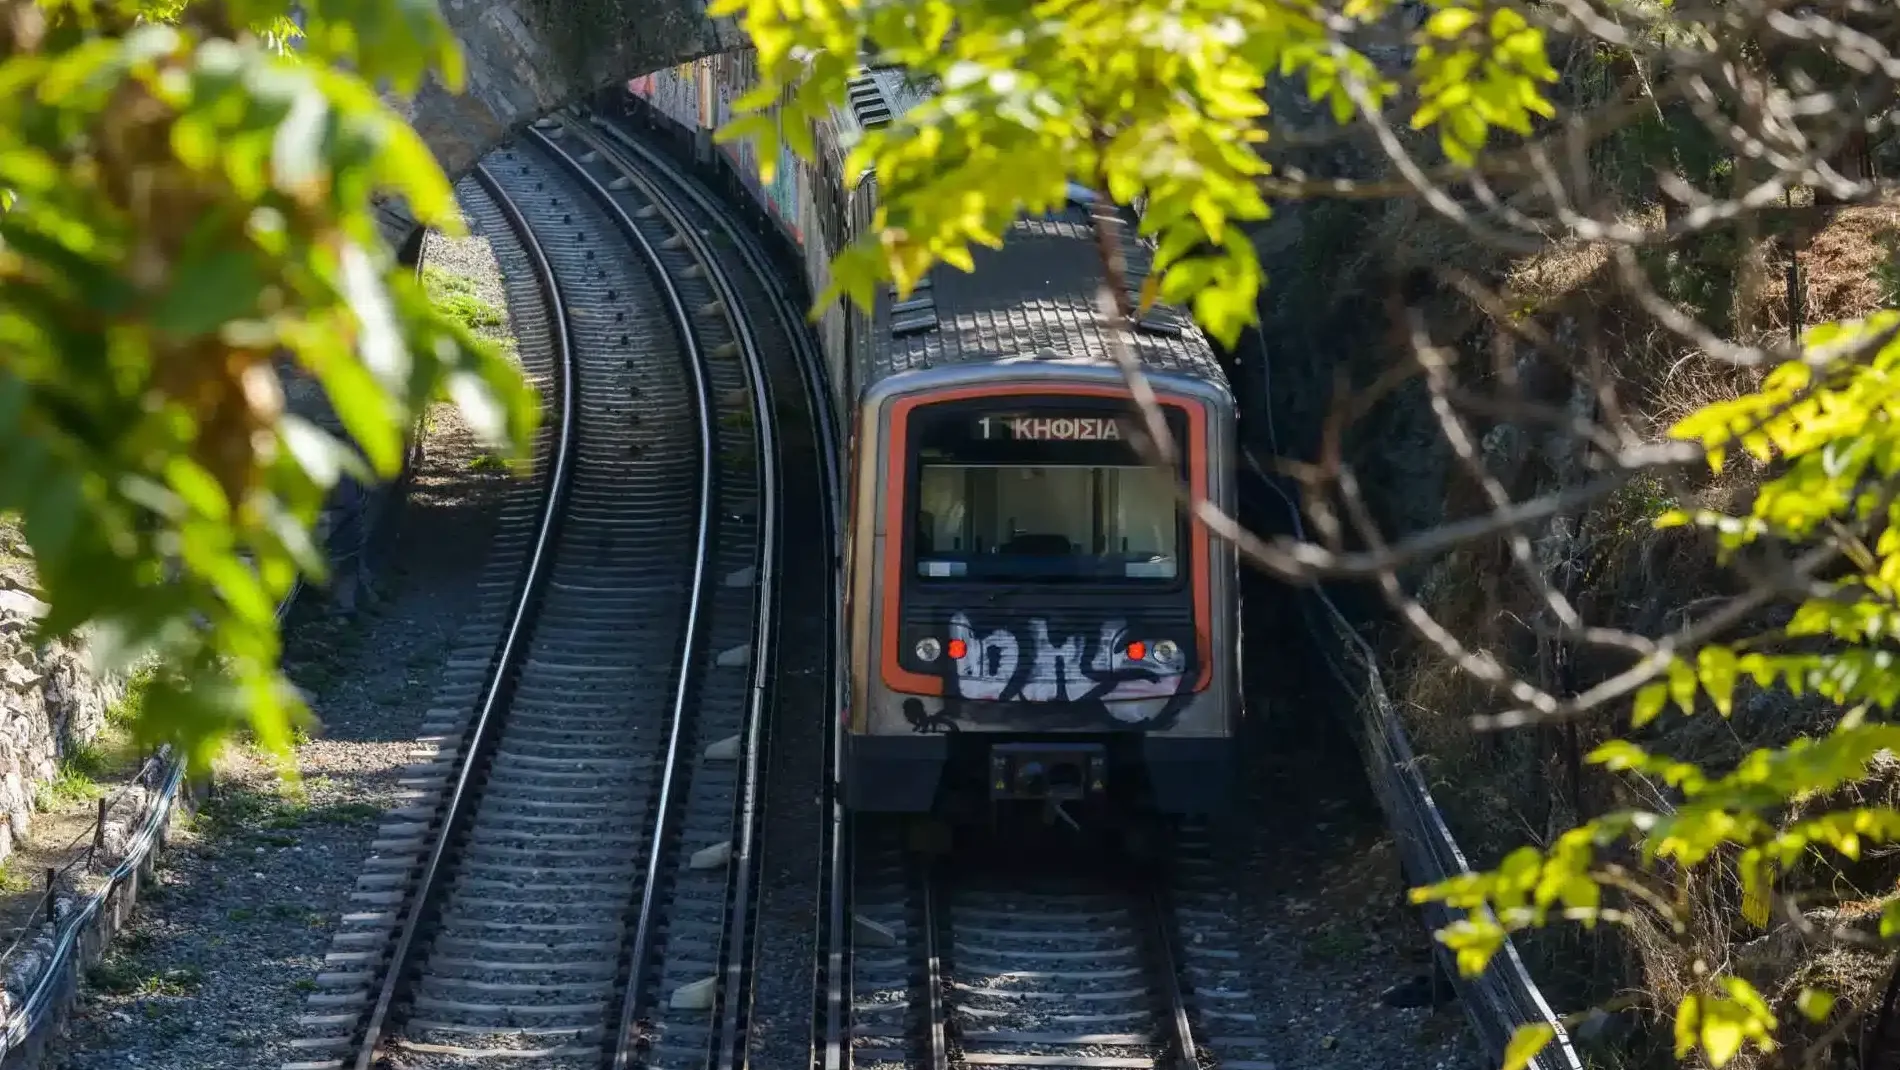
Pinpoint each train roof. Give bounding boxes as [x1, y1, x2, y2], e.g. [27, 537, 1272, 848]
[867, 206, 1229, 389]
[834, 67, 1231, 394]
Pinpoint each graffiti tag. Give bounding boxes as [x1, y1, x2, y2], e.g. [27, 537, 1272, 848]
[907, 611, 1193, 733]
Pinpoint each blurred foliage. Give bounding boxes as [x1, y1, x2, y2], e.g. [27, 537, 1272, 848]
[0, 0, 537, 776]
[1412, 312, 1900, 1070]
[706, 0, 1556, 347]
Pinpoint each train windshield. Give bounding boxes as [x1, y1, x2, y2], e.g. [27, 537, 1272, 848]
[909, 406, 1187, 583]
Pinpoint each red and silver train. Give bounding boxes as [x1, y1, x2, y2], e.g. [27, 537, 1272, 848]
[628, 61, 1242, 821]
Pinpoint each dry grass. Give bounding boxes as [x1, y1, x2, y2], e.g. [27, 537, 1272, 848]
[1792, 205, 1900, 322]
[1381, 198, 1900, 1063]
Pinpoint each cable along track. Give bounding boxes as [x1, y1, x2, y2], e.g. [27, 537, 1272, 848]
[281, 127, 777, 1070]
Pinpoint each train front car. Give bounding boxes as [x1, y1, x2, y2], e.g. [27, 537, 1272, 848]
[841, 212, 1240, 826]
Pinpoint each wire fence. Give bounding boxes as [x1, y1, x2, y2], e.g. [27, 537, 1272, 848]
[0, 582, 305, 1065]
[0, 468, 420, 1061]
[0, 751, 175, 976]
[1300, 583, 1585, 1070]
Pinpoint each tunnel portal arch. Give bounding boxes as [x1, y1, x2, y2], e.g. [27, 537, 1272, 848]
[376, 0, 747, 252]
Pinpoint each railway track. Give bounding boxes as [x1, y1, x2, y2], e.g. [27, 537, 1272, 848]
[570, 110, 1285, 1070]
[281, 121, 782, 1070]
[846, 822, 1278, 1070]
[578, 109, 853, 1070]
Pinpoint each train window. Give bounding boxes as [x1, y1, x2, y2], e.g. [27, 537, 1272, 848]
[907, 405, 1188, 585]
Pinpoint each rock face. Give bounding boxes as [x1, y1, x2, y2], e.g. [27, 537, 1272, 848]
[0, 574, 120, 865]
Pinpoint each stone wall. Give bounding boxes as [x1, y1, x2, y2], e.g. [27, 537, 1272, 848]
[0, 578, 119, 867]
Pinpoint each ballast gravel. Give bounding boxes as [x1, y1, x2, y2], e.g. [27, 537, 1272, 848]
[1214, 747, 1487, 1070]
[1207, 564, 1489, 1070]
[47, 223, 520, 1070]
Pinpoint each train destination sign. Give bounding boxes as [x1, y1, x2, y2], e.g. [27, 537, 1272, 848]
[975, 415, 1129, 442]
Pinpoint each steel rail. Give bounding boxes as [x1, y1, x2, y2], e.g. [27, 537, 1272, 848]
[522, 122, 723, 1070]
[563, 116, 785, 1070]
[920, 866, 952, 1070]
[581, 111, 854, 1070]
[918, 854, 1205, 1070]
[1144, 881, 1201, 1070]
[350, 158, 579, 1070]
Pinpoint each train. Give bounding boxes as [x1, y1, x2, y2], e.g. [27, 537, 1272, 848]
[619, 58, 1242, 825]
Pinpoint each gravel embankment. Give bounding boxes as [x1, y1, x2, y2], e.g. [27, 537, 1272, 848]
[1215, 746, 1486, 1070]
[1205, 559, 1487, 1070]
[47, 218, 521, 1070]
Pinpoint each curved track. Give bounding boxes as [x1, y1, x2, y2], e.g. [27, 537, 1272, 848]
[574, 110, 1294, 1070]
[579, 105, 1272, 1070]
[281, 126, 782, 1070]
[581, 111, 851, 1070]
[537, 117, 786, 1070]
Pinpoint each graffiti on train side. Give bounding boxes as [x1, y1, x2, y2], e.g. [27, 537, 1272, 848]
[901, 612, 1195, 734]
[624, 52, 804, 242]
[626, 60, 705, 132]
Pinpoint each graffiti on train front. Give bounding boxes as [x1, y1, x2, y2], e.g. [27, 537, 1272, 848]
[902, 612, 1195, 733]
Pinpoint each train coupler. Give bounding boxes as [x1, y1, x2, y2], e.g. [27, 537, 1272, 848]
[987, 743, 1107, 803]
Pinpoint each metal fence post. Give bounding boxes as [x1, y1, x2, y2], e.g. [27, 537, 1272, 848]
[1788, 251, 1805, 347]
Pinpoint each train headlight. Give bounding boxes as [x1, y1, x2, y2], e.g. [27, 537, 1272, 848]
[914, 637, 943, 663]
[1152, 639, 1182, 667]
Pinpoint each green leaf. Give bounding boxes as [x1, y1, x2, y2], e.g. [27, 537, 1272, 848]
[1632, 681, 1668, 728]
[164, 456, 230, 523]
[278, 414, 363, 491]
[1425, 8, 1480, 38]
[1796, 988, 1836, 1023]
[1880, 899, 1900, 939]
[1701, 1014, 1743, 1067]
[1738, 854, 1773, 928]
[1673, 994, 1700, 1060]
[1698, 646, 1739, 717]
[153, 249, 265, 336]
[1499, 1023, 1554, 1070]
[269, 81, 330, 199]
[1668, 658, 1700, 716]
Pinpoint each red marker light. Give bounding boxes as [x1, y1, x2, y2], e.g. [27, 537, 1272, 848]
[1126, 641, 1147, 661]
[947, 638, 968, 659]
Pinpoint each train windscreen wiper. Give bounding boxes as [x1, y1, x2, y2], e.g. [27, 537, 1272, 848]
[982, 582, 1042, 605]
